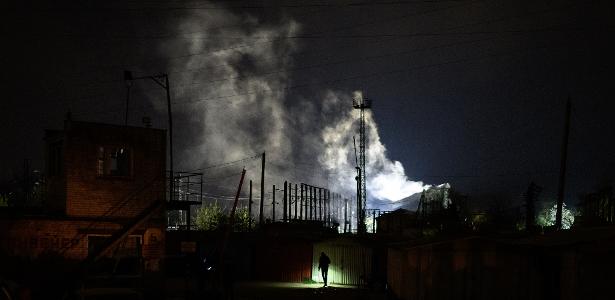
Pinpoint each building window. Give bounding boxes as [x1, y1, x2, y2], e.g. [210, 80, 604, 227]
[97, 146, 132, 177]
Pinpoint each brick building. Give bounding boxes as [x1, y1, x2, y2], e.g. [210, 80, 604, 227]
[0, 119, 167, 271]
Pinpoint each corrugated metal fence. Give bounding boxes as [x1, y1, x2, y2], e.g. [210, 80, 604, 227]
[254, 237, 313, 282]
[388, 235, 615, 300]
[312, 238, 372, 286]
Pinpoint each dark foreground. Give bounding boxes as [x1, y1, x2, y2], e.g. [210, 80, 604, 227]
[233, 282, 386, 300]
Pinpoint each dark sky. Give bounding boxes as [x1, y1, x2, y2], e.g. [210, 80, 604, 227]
[2, 0, 615, 207]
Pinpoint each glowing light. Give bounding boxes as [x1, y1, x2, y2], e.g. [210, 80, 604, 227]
[536, 203, 575, 229]
[368, 161, 427, 201]
[319, 91, 434, 205]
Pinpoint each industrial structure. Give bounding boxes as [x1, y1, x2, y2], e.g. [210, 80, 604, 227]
[353, 94, 371, 234]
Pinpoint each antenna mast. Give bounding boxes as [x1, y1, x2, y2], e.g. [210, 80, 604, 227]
[353, 93, 371, 234]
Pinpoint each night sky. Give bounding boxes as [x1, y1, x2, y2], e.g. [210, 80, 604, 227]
[2, 0, 615, 208]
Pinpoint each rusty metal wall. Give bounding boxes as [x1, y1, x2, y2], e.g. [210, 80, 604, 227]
[312, 238, 372, 286]
[385, 237, 615, 300]
[254, 238, 313, 282]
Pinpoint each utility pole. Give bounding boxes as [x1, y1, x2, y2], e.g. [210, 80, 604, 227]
[283, 181, 288, 222]
[272, 185, 276, 222]
[248, 180, 253, 229]
[344, 198, 348, 233]
[220, 169, 246, 277]
[260, 152, 265, 225]
[124, 71, 174, 202]
[555, 99, 571, 230]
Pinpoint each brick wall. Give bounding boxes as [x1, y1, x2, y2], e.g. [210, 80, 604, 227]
[44, 130, 66, 213]
[15, 121, 170, 267]
[0, 218, 164, 268]
[61, 121, 166, 218]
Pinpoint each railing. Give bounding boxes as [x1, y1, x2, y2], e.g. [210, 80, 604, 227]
[166, 171, 203, 231]
[168, 171, 203, 203]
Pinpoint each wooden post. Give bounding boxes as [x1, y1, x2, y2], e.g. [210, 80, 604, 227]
[272, 184, 276, 222]
[283, 181, 288, 222]
[344, 198, 348, 233]
[259, 152, 265, 225]
[248, 180, 252, 229]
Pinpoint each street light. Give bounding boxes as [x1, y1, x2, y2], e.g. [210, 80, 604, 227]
[124, 70, 175, 201]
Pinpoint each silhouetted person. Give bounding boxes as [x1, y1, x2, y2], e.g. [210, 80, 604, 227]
[318, 252, 331, 287]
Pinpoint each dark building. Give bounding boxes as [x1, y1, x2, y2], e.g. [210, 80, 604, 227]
[376, 208, 419, 237]
[0, 119, 167, 271]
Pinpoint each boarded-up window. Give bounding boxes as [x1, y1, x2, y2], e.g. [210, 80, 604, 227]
[97, 146, 132, 177]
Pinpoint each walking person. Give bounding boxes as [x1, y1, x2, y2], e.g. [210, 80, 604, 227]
[318, 252, 331, 287]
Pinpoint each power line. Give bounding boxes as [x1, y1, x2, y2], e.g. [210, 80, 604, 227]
[63, 1, 581, 95]
[54, 0, 479, 82]
[168, 28, 568, 90]
[185, 154, 261, 173]
[27, 1, 475, 12]
[174, 39, 574, 106]
[70, 36, 578, 120]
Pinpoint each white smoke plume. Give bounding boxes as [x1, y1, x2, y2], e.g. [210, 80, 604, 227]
[158, 5, 430, 212]
[161, 8, 300, 170]
[318, 91, 429, 205]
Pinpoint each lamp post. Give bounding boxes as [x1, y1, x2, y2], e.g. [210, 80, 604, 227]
[124, 71, 174, 202]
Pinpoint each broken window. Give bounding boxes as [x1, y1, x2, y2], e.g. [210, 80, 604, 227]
[97, 146, 132, 177]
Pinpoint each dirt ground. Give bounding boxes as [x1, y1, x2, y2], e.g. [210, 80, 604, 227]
[232, 281, 387, 300]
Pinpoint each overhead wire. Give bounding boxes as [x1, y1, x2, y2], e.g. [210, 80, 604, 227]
[54, 0, 479, 84]
[63, 1, 581, 116]
[72, 23, 581, 119]
[184, 153, 261, 173]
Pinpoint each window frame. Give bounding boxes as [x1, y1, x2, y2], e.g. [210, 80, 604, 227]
[96, 145, 134, 179]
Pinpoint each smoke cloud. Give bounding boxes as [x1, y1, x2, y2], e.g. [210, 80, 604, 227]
[159, 4, 430, 210]
[318, 91, 429, 204]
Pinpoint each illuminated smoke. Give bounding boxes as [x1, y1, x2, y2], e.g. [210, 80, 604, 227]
[158, 4, 431, 211]
[161, 7, 300, 172]
[318, 91, 429, 205]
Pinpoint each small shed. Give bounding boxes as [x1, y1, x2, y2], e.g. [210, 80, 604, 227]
[312, 237, 372, 286]
[377, 208, 418, 236]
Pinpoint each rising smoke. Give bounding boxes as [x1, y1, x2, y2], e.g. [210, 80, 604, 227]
[160, 5, 430, 210]
[318, 90, 430, 205]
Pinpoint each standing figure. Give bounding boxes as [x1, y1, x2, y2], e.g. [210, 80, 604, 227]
[318, 252, 331, 287]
